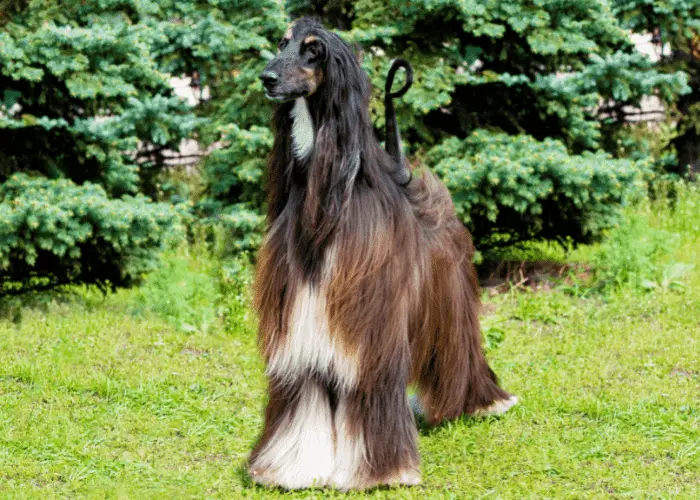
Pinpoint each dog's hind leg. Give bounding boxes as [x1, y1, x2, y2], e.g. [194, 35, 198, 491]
[414, 246, 517, 425]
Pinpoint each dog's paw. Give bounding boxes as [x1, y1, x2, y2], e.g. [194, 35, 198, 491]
[472, 395, 519, 417]
[393, 469, 422, 487]
[249, 465, 329, 490]
[331, 468, 421, 491]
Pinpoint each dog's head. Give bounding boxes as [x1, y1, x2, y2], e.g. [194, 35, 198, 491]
[260, 18, 366, 103]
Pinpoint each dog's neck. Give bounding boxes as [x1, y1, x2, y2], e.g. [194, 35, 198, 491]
[291, 97, 314, 161]
[289, 96, 363, 174]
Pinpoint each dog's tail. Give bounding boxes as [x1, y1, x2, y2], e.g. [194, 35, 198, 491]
[384, 59, 413, 187]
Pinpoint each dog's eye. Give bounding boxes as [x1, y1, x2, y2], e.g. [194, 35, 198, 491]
[278, 39, 289, 51]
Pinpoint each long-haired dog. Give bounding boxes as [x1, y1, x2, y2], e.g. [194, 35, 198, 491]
[249, 17, 517, 491]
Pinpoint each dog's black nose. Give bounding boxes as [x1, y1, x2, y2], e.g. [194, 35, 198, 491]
[260, 71, 279, 88]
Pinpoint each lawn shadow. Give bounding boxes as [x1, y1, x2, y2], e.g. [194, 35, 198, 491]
[0, 284, 105, 323]
[415, 400, 519, 437]
[479, 259, 593, 297]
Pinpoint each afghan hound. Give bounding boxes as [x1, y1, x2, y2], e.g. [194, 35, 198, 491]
[249, 17, 517, 491]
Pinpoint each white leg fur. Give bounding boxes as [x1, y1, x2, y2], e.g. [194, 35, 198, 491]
[267, 283, 358, 391]
[250, 383, 335, 489]
[410, 394, 519, 419]
[330, 398, 367, 490]
[257, 280, 360, 489]
[472, 395, 519, 417]
[291, 97, 314, 160]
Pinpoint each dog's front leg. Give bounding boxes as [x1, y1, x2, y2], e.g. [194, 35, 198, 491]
[248, 375, 335, 489]
[329, 327, 421, 491]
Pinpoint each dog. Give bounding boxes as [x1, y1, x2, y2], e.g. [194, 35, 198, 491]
[249, 17, 517, 491]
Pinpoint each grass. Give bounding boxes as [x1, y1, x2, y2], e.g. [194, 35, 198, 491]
[1, 184, 698, 499]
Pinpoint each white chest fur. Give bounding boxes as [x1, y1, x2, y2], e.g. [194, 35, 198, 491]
[267, 283, 358, 390]
[291, 97, 314, 160]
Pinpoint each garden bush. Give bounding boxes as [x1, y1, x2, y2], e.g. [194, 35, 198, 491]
[0, 1, 199, 197]
[217, 252, 255, 332]
[130, 245, 219, 333]
[1, 0, 695, 281]
[589, 179, 699, 291]
[0, 0, 199, 294]
[0, 175, 181, 294]
[427, 131, 649, 252]
[198, 124, 270, 252]
[590, 215, 682, 291]
[127, 243, 254, 334]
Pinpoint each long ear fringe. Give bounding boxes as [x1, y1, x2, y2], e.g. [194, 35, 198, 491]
[303, 38, 369, 247]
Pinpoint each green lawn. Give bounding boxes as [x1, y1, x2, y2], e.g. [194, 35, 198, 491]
[1, 188, 699, 498]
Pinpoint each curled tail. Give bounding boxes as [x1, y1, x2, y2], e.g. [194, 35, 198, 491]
[384, 59, 413, 187]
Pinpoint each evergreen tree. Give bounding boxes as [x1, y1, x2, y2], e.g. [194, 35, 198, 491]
[163, 0, 287, 253]
[613, 0, 700, 176]
[0, 0, 195, 292]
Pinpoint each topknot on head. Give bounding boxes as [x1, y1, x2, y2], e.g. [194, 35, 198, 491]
[292, 17, 324, 31]
[286, 17, 324, 40]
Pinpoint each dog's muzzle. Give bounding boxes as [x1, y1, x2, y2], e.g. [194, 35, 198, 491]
[260, 70, 281, 99]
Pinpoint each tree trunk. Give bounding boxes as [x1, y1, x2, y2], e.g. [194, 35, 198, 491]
[670, 52, 699, 177]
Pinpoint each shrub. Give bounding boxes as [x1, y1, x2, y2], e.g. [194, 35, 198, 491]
[128, 244, 254, 334]
[195, 204, 265, 254]
[647, 179, 700, 240]
[0, 2, 198, 197]
[0, 0, 200, 294]
[198, 124, 270, 253]
[590, 180, 699, 292]
[612, 0, 700, 176]
[0, 175, 182, 294]
[218, 253, 255, 332]
[591, 216, 682, 291]
[426, 131, 649, 253]
[131, 246, 219, 333]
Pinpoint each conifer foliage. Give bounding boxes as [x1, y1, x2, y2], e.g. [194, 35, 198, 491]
[0, 0, 195, 292]
[613, 0, 700, 175]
